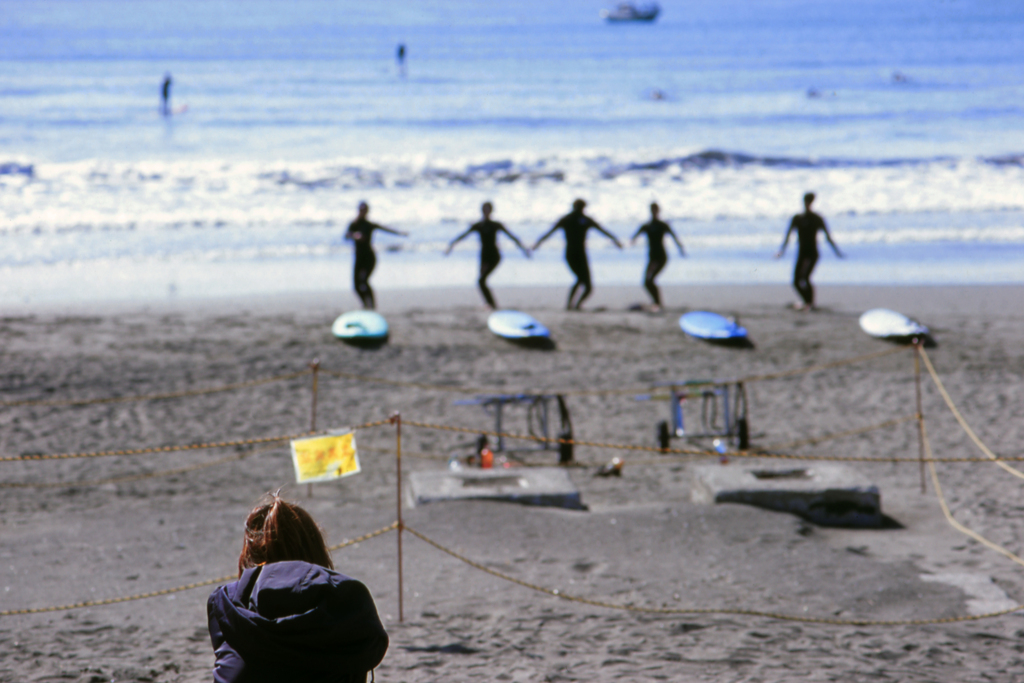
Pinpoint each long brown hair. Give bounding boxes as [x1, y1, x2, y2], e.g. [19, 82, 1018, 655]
[237, 492, 334, 576]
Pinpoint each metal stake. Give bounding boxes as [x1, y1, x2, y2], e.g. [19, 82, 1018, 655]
[914, 341, 926, 494]
[391, 412, 404, 623]
[308, 358, 319, 497]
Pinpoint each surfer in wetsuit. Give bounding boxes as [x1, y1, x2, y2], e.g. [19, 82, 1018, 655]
[533, 198, 623, 310]
[396, 44, 407, 77]
[631, 202, 684, 310]
[345, 202, 408, 310]
[161, 73, 172, 116]
[445, 201, 530, 310]
[775, 192, 842, 310]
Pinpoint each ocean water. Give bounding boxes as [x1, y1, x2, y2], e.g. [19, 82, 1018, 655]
[2, 0, 1023, 304]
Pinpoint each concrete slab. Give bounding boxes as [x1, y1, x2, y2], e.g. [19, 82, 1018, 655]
[409, 467, 585, 510]
[691, 462, 883, 527]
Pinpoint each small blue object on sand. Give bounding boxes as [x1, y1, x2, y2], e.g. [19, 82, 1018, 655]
[858, 308, 934, 346]
[332, 311, 389, 346]
[679, 311, 751, 347]
[487, 310, 554, 349]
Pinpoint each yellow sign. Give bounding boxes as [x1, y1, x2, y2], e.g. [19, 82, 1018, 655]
[290, 431, 360, 484]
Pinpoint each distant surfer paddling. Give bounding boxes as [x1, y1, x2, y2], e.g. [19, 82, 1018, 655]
[630, 202, 684, 311]
[445, 201, 530, 310]
[345, 201, 408, 310]
[533, 198, 622, 310]
[775, 192, 842, 310]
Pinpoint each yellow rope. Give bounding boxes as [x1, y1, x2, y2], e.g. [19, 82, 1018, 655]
[0, 369, 312, 408]
[763, 415, 917, 451]
[322, 346, 909, 397]
[923, 423, 1024, 569]
[400, 419, 1024, 463]
[919, 348, 1024, 481]
[0, 442, 286, 489]
[0, 419, 392, 464]
[0, 523, 397, 617]
[403, 526, 1021, 625]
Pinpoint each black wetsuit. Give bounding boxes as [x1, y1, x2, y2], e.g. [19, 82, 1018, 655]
[345, 217, 382, 309]
[161, 76, 172, 116]
[790, 211, 826, 306]
[554, 210, 600, 304]
[635, 219, 673, 306]
[467, 219, 504, 309]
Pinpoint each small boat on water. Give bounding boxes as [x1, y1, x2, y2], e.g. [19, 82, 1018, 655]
[601, 2, 660, 22]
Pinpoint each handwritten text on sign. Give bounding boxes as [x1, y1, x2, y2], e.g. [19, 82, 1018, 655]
[290, 431, 360, 484]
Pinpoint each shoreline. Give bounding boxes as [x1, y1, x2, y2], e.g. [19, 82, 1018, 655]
[4, 282, 1024, 319]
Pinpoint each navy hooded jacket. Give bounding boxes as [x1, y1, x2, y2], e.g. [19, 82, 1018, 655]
[207, 561, 389, 683]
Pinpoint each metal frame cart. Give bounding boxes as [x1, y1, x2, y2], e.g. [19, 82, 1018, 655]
[652, 380, 749, 451]
[454, 393, 574, 463]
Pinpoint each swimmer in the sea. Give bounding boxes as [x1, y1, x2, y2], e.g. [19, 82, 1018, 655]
[533, 198, 622, 310]
[775, 192, 842, 310]
[445, 201, 530, 310]
[630, 202, 684, 310]
[345, 201, 408, 310]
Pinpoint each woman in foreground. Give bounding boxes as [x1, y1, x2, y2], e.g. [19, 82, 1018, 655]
[207, 493, 389, 683]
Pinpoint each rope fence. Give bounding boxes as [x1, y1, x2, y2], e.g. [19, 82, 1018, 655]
[403, 525, 1023, 626]
[0, 369, 312, 408]
[0, 442, 289, 489]
[0, 418, 393, 464]
[0, 522, 397, 617]
[6, 342, 1024, 629]
[5, 415, 1022, 468]
[0, 345, 909, 413]
[918, 348, 1024, 482]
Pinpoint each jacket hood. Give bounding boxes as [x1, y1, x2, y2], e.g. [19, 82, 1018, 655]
[208, 561, 388, 680]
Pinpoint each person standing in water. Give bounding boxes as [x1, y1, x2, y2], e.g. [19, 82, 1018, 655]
[161, 73, 172, 116]
[533, 198, 622, 310]
[630, 202, 684, 311]
[444, 201, 530, 309]
[775, 192, 842, 310]
[345, 201, 408, 310]
[396, 44, 406, 77]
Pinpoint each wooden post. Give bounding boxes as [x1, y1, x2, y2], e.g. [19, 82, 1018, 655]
[308, 358, 320, 497]
[391, 412, 404, 623]
[914, 341, 926, 494]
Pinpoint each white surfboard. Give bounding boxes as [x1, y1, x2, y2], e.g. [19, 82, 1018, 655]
[332, 311, 389, 344]
[487, 310, 550, 340]
[859, 308, 928, 341]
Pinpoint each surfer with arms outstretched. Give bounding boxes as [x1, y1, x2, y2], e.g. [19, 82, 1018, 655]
[445, 201, 530, 310]
[775, 192, 842, 310]
[533, 198, 622, 310]
[345, 201, 408, 310]
[631, 202, 684, 311]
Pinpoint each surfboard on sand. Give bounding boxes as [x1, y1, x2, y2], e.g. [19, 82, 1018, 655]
[332, 311, 389, 347]
[487, 310, 555, 349]
[859, 308, 935, 346]
[679, 311, 753, 348]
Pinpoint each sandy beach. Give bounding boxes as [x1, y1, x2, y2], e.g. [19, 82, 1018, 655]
[3, 283, 1024, 682]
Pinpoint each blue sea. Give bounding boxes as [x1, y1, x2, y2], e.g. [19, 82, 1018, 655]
[2, 0, 1023, 304]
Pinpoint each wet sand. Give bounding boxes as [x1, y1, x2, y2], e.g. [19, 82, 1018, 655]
[3, 283, 1024, 682]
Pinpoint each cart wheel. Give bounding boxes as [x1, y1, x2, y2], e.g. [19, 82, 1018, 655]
[558, 429, 574, 464]
[737, 417, 749, 450]
[657, 420, 671, 452]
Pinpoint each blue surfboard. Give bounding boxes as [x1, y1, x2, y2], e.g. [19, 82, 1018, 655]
[332, 311, 389, 346]
[487, 310, 554, 348]
[679, 311, 751, 346]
